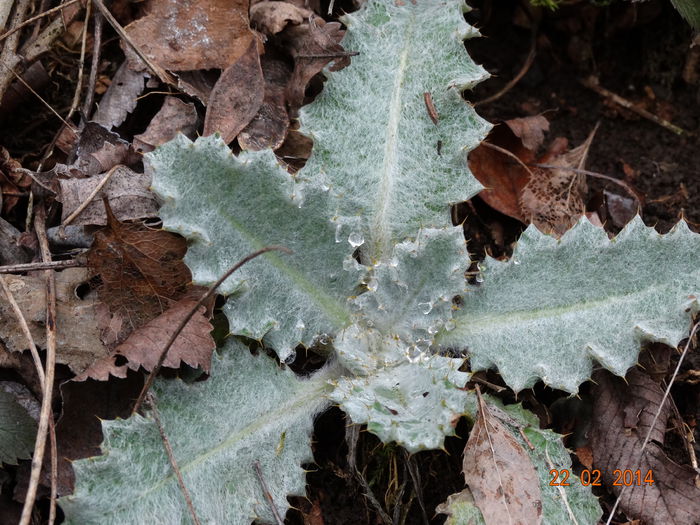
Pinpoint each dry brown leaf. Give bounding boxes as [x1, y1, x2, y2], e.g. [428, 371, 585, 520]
[275, 129, 313, 173]
[0, 146, 30, 215]
[281, 18, 348, 111]
[77, 298, 214, 381]
[92, 62, 148, 131]
[239, 56, 292, 151]
[462, 390, 543, 525]
[468, 123, 534, 221]
[203, 41, 265, 144]
[59, 166, 158, 225]
[505, 115, 550, 151]
[133, 97, 198, 153]
[519, 127, 597, 236]
[0, 268, 109, 373]
[124, 0, 254, 72]
[251, 0, 312, 36]
[87, 200, 190, 344]
[590, 350, 700, 525]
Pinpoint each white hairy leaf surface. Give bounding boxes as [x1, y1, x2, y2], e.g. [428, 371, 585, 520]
[439, 217, 700, 393]
[148, 134, 360, 361]
[300, 0, 490, 261]
[60, 339, 334, 524]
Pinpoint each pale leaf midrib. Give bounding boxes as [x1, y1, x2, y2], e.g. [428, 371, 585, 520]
[371, 16, 415, 261]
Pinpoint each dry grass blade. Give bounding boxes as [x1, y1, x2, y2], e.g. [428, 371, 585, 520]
[0, 0, 82, 43]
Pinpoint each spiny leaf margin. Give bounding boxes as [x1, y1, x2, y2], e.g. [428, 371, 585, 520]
[300, 0, 491, 261]
[438, 216, 700, 393]
[60, 339, 334, 524]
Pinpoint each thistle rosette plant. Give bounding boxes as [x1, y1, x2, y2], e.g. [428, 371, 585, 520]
[59, 0, 699, 523]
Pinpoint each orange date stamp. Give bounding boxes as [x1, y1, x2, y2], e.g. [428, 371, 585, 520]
[549, 468, 655, 487]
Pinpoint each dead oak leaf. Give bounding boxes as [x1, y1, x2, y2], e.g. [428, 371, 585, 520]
[462, 390, 543, 525]
[203, 40, 265, 144]
[0, 268, 108, 374]
[590, 354, 700, 525]
[251, 1, 312, 36]
[124, 0, 254, 72]
[87, 199, 190, 344]
[76, 298, 214, 381]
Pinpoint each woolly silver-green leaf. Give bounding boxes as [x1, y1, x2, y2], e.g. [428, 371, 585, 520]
[329, 228, 471, 451]
[60, 339, 334, 524]
[301, 0, 490, 261]
[352, 227, 469, 343]
[438, 217, 700, 393]
[0, 388, 37, 465]
[438, 397, 603, 524]
[331, 323, 470, 452]
[148, 135, 359, 361]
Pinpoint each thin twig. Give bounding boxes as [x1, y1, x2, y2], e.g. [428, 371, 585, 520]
[132, 245, 292, 414]
[62, 165, 121, 226]
[19, 207, 58, 525]
[48, 417, 57, 525]
[0, 64, 77, 131]
[481, 141, 535, 179]
[580, 76, 686, 136]
[404, 451, 429, 525]
[475, 29, 537, 107]
[82, 7, 102, 118]
[530, 163, 644, 205]
[0, 0, 81, 43]
[91, 0, 176, 86]
[67, 0, 90, 120]
[0, 0, 32, 100]
[0, 259, 85, 273]
[0, 276, 46, 389]
[605, 320, 700, 525]
[297, 51, 359, 59]
[147, 393, 202, 525]
[253, 461, 284, 525]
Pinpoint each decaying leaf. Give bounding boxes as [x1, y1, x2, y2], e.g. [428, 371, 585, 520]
[251, 0, 312, 36]
[462, 389, 542, 525]
[0, 146, 30, 215]
[124, 0, 254, 72]
[0, 268, 109, 373]
[274, 128, 313, 172]
[59, 166, 158, 225]
[469, 116, 598, 236]
[281, 18, 348, 111]
[203, 41, 265, 143]
[92, 62, 148, 131]
[239, 56, 292, 151]
[133, 97, 198, 154]
[590, 350, 700, 525]
[519, 126, 597, 236]
[77, 298, 214, 381]
[0, 388, 37, 466]
[87, 200, 191, 345]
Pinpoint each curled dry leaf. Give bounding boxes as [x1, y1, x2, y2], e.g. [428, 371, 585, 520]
[133, 97, 198, 153]
[203, 40, 265, 143]
[239, 56, 292, 151]
[274, 128, 314, 172]
[77, 298, 214, 381]
[0, 146, 30, 215]
[468, 119, 539, 221]
[250, 0, 312, 36]
[87, 200, 191, 345]
[462, 390, 543, 525]
[124, 0, 254, 72]
[0, 268, 108, 373]
[92, 62, 148, 131]
[469, 116, 598, 236]
[590, 350, 700, 525]
[59, 166, 158, 226]
[281, 18, 349, 111]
